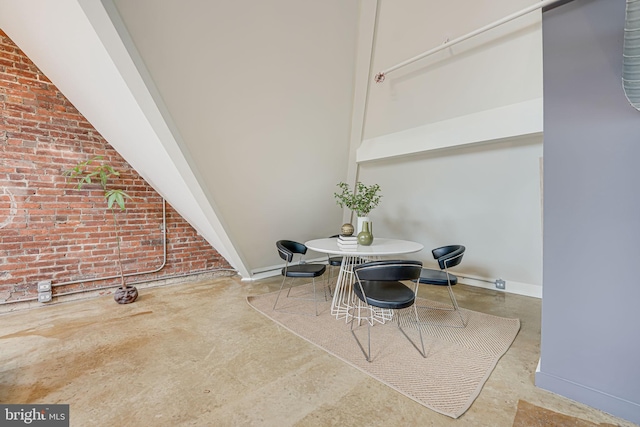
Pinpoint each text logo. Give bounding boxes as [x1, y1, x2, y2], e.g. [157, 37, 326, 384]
[1, 405, 69, 426]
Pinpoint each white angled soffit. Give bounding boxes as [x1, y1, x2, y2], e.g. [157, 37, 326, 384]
[357, 98, 543, 162]
[0, 0, 250, 277]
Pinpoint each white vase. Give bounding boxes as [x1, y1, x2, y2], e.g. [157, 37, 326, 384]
[356, 216, 370, 234]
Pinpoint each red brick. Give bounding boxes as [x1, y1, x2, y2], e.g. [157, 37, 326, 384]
[0, 29, 231, 304]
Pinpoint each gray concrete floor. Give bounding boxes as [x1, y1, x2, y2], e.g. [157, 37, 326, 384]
[0, 274, 635, 426]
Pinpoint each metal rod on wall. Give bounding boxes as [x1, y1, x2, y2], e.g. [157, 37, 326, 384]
[374, 0, 564, 83]
[51, 198, 168, 289]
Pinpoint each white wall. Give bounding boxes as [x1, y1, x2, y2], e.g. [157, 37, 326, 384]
[113, 0, 359, 274]
[0, 0, 251, 276]
[358, 137, 542, 288]
[0, 0, 546, 289]
[0, 0, 361, 278]
[354, 0, 544, 295]
[365, 0, 543, 140]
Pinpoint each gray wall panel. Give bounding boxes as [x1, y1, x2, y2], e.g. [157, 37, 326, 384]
[538, 0, 640, 423]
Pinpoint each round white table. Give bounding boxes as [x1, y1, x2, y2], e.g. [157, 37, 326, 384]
[305, 238, 424, 322]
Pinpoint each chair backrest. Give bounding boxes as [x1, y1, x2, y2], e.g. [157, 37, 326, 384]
[432, 245, 465, 270]
[276, 240, 307, 263]
[353, 260, 422, 282]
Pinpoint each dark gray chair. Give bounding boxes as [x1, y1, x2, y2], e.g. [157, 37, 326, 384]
[273, 240, 328, 316]
[417, 245, 466, 327]
[351, 260, 425, 362]
[327, 234, 343, 286]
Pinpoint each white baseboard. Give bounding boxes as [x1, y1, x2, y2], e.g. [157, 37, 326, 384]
[243, 269, 279, 281]
[455, 272, 542, 298]
[246, 262, 542, 299]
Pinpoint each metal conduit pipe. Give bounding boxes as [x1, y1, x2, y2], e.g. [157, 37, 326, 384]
[1, 199, 237, 305]
[0, 267, 239, 305]
[51, 198, 168, 289]
[374, 0, 565, 83]
[1, 296, 38, 304]
[51, 267, 239, 299]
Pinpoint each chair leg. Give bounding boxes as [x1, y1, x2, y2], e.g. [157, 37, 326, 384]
[312, 277, 318, 316]
[446, 283, 459, 310]
[444, 267, 466, 327]
[273, 275, 327, 317]
[272, 274, 288, 312]
[350, 308, 373, 362]
[367, 321, 372, 362]
[445, 283, 466, 327]
[325, 267, 334, 298]
[323, 274, 332, 302]
[412, 305, 426, 358]
[395, 308, 426, 358]
[325, 256, 336, 295]
[413, 278, 466, 328]
[351, 306, 426, 362]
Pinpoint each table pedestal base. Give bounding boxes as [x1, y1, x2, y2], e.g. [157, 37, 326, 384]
[330, 255, 393, 324]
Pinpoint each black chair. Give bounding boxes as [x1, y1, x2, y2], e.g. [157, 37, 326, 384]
[273, 240, 328, 316]
[417, 245, 466, 327]
[327, 235, 343, 286]
[351, 260, 425, 362]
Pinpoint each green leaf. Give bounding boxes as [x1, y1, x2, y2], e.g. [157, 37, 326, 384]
[333, 181, 382, 216]
[105, 189, 131, 211]
[66, 157, 132, 210]
[106, 192, 116, 209]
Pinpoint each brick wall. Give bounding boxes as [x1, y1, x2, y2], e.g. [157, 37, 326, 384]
[0, 29, 233, 303]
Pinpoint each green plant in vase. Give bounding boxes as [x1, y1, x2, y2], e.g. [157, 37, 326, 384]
[334, 181, 382, 240]
[64, 156, 138, 304]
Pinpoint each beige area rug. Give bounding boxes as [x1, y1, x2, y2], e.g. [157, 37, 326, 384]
[247, 283, 520, 419]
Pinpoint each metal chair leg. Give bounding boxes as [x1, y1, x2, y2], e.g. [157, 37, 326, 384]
[413, 305, 426, 358]
[312, 277, 318, 316]
[350, 308, 373, 362]
[272, 274, 289, 312]
[367, 321, 372, 362]
[352, 307, 426, 362]
[273, 275, 328, 317]
[445, 282, 466, 327]
[413, 275, 466, 328]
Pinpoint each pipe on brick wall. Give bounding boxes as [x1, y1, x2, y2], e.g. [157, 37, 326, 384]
[51, 267, 239, 299]
[1, 199, 238, 305]
[1, 199, 168, 305]
[51, 198, 169, 290]
[0, 267, 239, 305]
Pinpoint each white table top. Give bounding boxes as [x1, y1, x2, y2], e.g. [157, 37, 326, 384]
[305, 237, 424, 257]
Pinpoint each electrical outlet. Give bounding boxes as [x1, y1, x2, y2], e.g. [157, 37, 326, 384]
[495, 278, 506, 290]
[38, 291, 52, 303]
[38, 280, 53, 303]
[37, 280, 52, 292]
